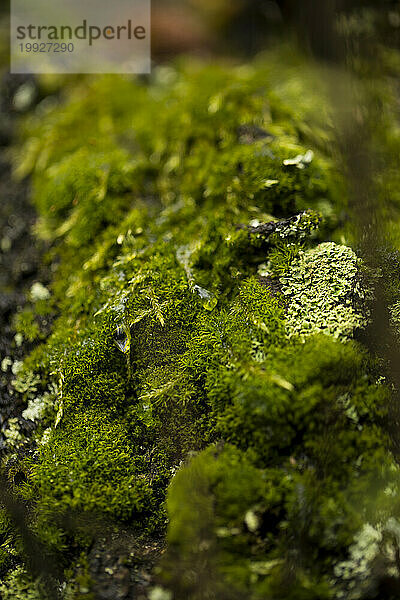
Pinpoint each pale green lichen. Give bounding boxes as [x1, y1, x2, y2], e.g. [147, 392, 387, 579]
[29, 282, 50, 302]
[148, 586, 173, 600]
[1, 356, 12, 372]
[280, 242, 369, 340]
[12, 369, 40, 396]
[283, 149, 314, 169]
[334, 518, 400, 599]
[21, 388, 57, 423]
[3, 418, 24, 448]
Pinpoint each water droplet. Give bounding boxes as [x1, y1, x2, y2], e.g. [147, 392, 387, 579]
[192, 284, 218, 311]
[114, 326, 129, 353]
[177, 245, 218, 311]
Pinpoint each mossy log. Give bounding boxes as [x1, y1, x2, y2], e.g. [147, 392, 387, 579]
[1, 57, 400, 599]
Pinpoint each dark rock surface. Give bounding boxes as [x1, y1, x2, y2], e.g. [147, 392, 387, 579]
[0, 74, 42, 448]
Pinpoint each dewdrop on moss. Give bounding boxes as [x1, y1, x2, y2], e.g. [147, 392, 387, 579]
[113, 323, 132, 379]
[192, 284, 218, 311]
[114, 326, 129, 353]
[176, 245, 218, 311]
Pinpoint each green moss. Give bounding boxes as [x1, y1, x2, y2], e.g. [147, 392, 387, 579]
[0, 509, 18, 576]
[160, 438, 385, 599]
[158, 336, 393, 598]
[0, 567, 43, 600]
[13, 310, 40, 344]
[162, 444, 269, 599]
[3, 56, 399, 597]
[30, 409, 156, 541]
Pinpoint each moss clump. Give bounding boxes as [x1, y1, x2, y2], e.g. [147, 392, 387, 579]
[163, 445, 269, 600]
[0, 567, 43, 600]
[32, 410, 155, 525]
[2, 56, 399, 598]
